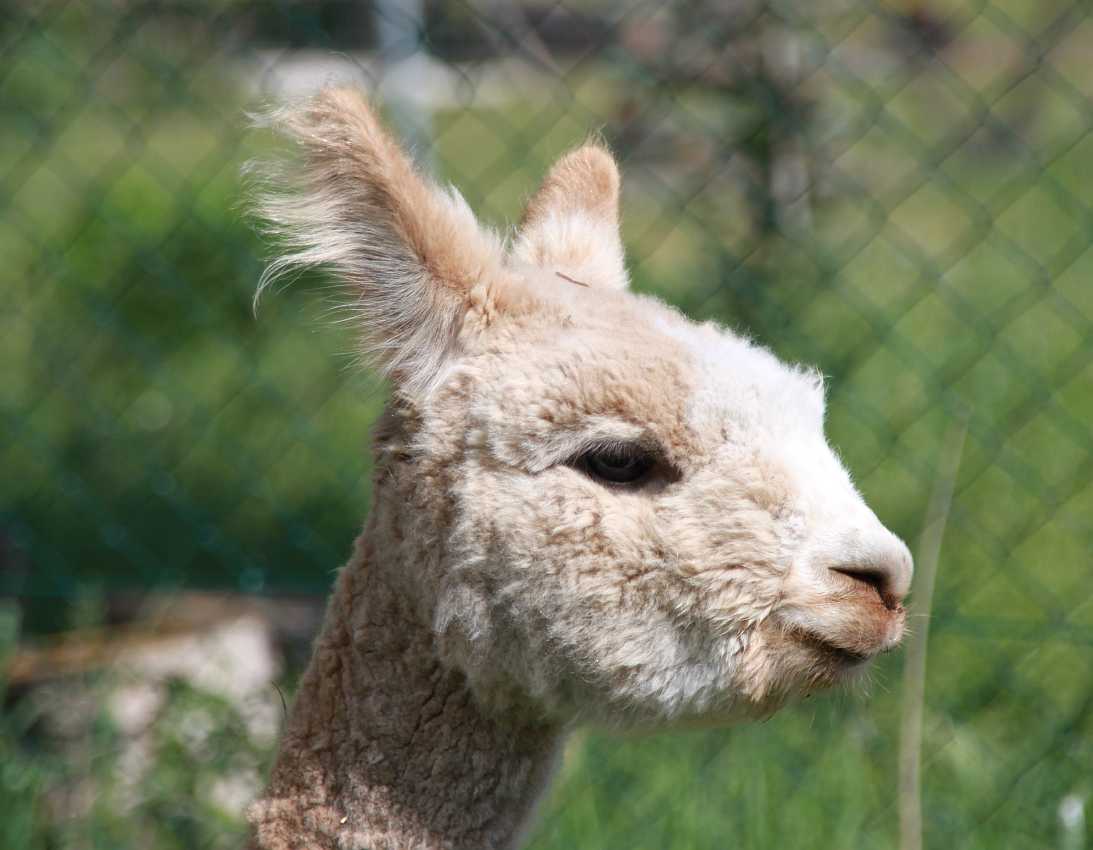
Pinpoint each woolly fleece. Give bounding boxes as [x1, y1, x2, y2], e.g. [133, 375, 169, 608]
[246, 87, 913, 850]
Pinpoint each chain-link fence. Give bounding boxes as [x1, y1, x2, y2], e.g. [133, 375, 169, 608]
[2, 1, 1091, 848]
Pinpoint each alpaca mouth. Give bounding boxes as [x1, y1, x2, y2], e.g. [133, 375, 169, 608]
[782, 592, 907, 668]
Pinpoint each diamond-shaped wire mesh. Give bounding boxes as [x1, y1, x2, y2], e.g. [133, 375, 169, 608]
[1, 1, 1091, 848]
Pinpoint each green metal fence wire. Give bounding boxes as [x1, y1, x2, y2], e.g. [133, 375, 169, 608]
[1, 1, 1091, 849]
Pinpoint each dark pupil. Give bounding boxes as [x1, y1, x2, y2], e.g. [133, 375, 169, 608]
[586, 448, 652, 484]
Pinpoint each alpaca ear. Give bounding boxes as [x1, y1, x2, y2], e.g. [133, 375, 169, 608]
[252, 87, 505, 396]
[511, 143, 629, 291]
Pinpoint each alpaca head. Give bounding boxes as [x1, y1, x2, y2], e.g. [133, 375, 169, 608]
[256, 88, 912, 730]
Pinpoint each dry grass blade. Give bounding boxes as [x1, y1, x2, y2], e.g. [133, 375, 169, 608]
[900, 414, 970, 850]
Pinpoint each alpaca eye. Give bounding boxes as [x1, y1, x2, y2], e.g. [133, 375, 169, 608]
[580, 445, 656, 486]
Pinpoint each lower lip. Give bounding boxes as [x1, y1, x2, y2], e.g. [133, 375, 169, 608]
[799, 631, 874, 665]
[829, 645, 871, 665]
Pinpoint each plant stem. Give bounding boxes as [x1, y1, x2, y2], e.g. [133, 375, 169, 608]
[899, 415, 969, 850]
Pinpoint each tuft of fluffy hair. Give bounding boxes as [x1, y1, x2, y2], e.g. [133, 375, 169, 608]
[248, 87, 506, 399]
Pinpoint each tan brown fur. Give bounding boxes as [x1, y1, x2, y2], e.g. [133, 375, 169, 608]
[282, 88, 500, 293]
[248, 539, 560, 850]
[519, 143, 620, 228]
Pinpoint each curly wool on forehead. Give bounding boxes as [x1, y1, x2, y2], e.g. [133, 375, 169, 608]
[643, 305, 828, 436]
[511, 271, 827, 439]
[466, 282, 698, 453]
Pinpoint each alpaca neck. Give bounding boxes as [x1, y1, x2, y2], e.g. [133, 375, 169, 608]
[248, 535, 564, 850]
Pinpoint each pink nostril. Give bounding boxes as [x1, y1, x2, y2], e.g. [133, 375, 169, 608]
[826, 529, 913, 609]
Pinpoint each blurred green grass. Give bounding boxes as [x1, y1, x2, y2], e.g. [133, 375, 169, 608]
[2, 2, 1092, 848]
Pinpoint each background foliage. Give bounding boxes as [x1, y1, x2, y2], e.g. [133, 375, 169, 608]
[1, 1, 1091, 848]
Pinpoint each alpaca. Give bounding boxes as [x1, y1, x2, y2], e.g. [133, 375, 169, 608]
[246, 87, 913, 850]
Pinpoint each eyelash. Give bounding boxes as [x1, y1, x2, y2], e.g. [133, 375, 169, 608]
[573, 441, 662, 487]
